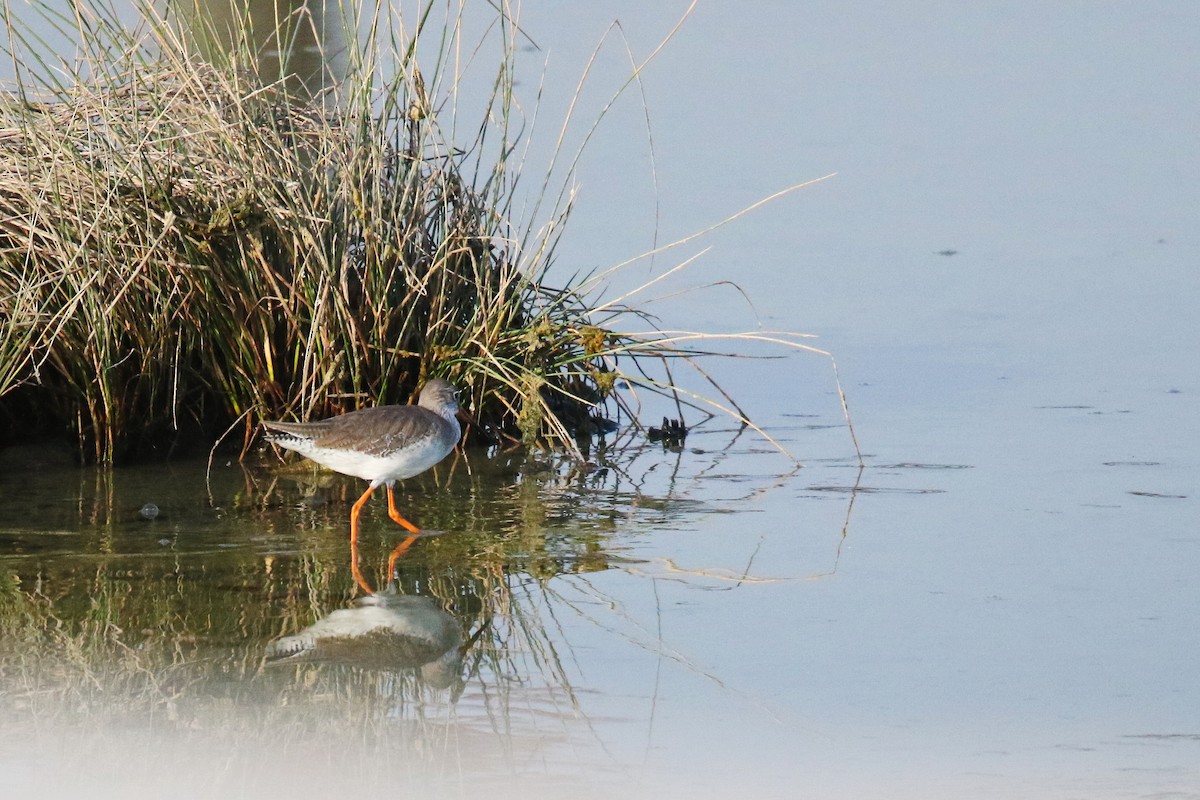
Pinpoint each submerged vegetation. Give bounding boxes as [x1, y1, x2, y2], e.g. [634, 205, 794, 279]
[0, 1, 853, 463]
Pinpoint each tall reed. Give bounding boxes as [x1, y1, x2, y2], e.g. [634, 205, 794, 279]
[0, 1, 856, 464]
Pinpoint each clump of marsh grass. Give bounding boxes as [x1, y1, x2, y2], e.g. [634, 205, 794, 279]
[0, 0, 537, 460]
[0, 1, 857, 464]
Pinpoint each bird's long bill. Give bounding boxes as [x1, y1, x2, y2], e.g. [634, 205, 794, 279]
[455, 406, 484, 443]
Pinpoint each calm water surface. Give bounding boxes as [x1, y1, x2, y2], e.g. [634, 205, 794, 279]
[2, 3, 1198, 799]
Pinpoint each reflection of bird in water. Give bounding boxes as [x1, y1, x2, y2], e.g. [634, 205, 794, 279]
[265, 591, 466, 688]
[261, 378, 463, 543]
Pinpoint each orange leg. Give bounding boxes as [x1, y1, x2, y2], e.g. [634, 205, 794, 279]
[349, 484, 378, 545]
[347, 483, 425, 593]
[386, 533, 422, 580]
[349, 537, 375, 595]
[385, 484, 422, 534]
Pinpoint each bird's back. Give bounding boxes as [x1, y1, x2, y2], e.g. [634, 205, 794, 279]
[263, 404, 459, 483]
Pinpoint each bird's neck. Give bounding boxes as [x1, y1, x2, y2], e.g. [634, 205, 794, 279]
[440, 408, 462, 434]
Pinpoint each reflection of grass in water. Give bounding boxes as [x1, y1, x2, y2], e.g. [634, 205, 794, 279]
[0, 438, 849, 792]
[0, 567, 188, 723]
[0, 559, 615, 795]
[0, 537, 600, 745]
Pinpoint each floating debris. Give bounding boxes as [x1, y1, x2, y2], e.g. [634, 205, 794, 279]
[647, 417, 688, 445]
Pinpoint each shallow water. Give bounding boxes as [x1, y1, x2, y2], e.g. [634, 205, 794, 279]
[3, 2, 1199, 799]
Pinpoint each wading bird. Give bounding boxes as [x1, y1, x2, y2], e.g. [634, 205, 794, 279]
[262, 378, 463, 544]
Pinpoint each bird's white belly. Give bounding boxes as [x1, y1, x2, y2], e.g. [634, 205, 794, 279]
[305, 435, 451, 484]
